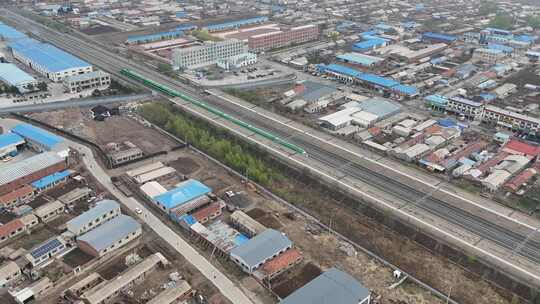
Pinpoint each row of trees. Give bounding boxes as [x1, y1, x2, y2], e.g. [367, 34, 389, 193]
[140, 103, 282, 187]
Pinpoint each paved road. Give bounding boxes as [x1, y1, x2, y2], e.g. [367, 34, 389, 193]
[0, 117, 254, 304]
[4, 9, 540, 286]
[70, 142, 256, 304]
[0, 93, 152, 113]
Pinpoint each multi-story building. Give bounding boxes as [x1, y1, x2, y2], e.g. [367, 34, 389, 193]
[483, 106, 540, 132]
[472, 48, 506, 64]
[445, 96, 484, 120]
[63, 70, 111, 93]
[34, 200, 65, 223]
[248, 25, 319, 52]
[217, 52, 257, 70]
[0, 261, 22, 288]
[172, 39, 247, 69]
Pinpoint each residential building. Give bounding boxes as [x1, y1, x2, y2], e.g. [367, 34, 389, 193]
[217, 52, 257, 70]
[190, 201, 225, 224]
[31, 170, 71, 193]
[63, 70, 111, 93]
[280, 268, 371, 304]
[445, 96, 484, 120]
[19, 213, 39, 231]
[34, 200, 65, 223]
[0, 219, 25, 243]
[248, 25, 319, 52]
[0, 185, 35, 208]
[64, 272, 104, 297]
[0, 63, 38, 93]
[473, 48, 506, 64]
[9, 277, 52, 304]
[58, 187, 92, 207]
[0, 261, 22, 288]
[230, 210, 266, 237]
[9, 38, 92, 82]
[77, 215, 141, 257]
[66, 200, 121, 236]
[81, 253, 169, 304]
[230, 228, 292, 273]
[492, 83, 517, 98]
[172, 39, 247, 69]
[132, 166, 176, 185]
[25, 236, 67, 267]
[108, 147, 143, 166]
[146, 280, 193, 304]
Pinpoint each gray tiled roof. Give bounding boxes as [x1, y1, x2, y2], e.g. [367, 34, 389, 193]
[77, 215, 140, 252]
[66, 199, 119, 233]
[280, 268, 370, 304]
[230, 229, 291, 268]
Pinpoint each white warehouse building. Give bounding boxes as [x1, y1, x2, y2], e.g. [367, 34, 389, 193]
[172, 39, 248, 69]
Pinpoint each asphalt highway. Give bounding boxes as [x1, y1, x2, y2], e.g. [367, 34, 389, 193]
[3, 9, 540, 281]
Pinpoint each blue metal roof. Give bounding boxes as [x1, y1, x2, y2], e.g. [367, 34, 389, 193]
[180, 214, 197, 226]
[0, 22, 27, 40]
[515, 34, 534, 43]
[358, 73, 398, 88]
[230, 229, 292, 268]
[352, 38, 386, 50]
[31, 238, 63, 259]
[0, 63, 36, 87]
[11, 123, 63, 149]
[203, 16, 268, 31]
[31, 170, 70, 190]
[425, 94, 448, 106]
[359, 30, 378, 38]
[77, 215, 140, 252]
[392, 84, 417, 95]
[234, 233, 249, 246]
[320, 64, 363, 78]
[176, 24, 197, 31]
[0, 133, 24, 149]
[422, 32, 457, 42]
[126, 29, 183, 43]
[8, 38, 90, 73]
[154, 179, 211, 209]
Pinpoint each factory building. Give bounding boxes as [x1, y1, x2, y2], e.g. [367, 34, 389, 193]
[173, 39, 247, 69]
[151, 179, 211, 214]
[0, 22, 27, 41]
[0, 151, 67, 196]
[10, 123, 65, 152]
[125, 29, 183, 45]
[248, 25, 319, 52]
[0, 63, 38, 93]
[77, 215, 141, 257]
[280, 268, 371, 304]
[66, 199, 121, 236]
[421, 32, 457, 44]
[203, 17, 268, 32]
[63, 70, 111, 93]
[230, 228, 292, 273]
[336, 52, 384, 67]
[0, 132, 24, 159]
[8, 38, 92, 82]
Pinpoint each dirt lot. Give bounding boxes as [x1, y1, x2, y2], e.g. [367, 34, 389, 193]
[29, 109, 177, 154]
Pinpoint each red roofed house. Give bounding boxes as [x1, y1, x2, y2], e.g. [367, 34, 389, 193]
[190, 201, 225, 224]
[502, 139, 540, 160]
[253, 248, 303, 282]
[504, 168, 537, 193]
[0, 219, 25, 244]
[0, 185, 35, 209]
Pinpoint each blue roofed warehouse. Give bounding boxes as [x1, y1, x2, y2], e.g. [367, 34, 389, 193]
[11, 123, 64, 152]
[8, 38, 92, 82]
[153, 179, 212, 213]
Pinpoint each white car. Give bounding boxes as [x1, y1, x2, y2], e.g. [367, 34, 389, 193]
[134, 208, 143, 214]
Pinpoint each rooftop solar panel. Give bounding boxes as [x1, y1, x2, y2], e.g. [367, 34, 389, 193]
[31, 238, 62, 259]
